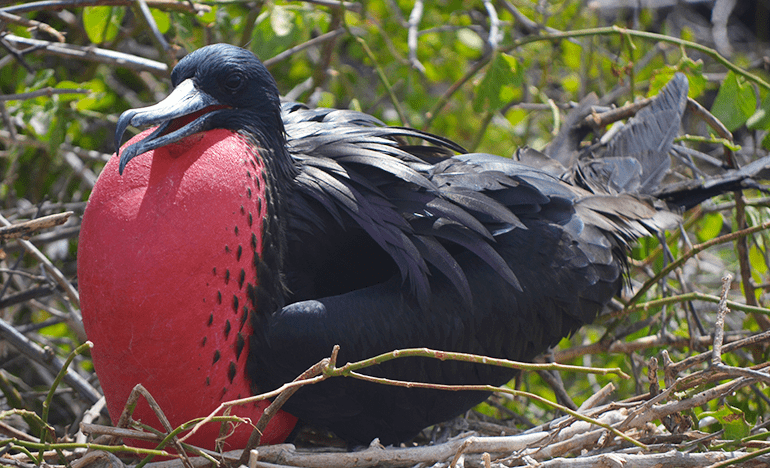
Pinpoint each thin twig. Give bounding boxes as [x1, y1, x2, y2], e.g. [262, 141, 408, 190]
[187, 346, 631, 450]
[81, 422, 163, 442]
[0, 213, 81, 308]
[1, 35, 167, 74]
[0, 11, 64, 41]
[583, 96, 654, 128]
[263, 27, 351, 68]
[0, 212, 72, 242]
[626, 220, 770, 308]
[39, 341, 93, 457]
[0, 88, 88, 102]
[482, 0, 500, 49]
[345, 371, 645, 449]
[668, 329, 770, 375]
[351, 34, 409, 126]
[0, 0, 206, 15]
[501, 26, 770, 91]
[0, 319, 100, 405]
[425, 56, 490, 129]
[117, 385, 194, 468]
[407, 0, 425, 73]
[135, 0, 173, 63]
[711, 273, 732, 366]
[236, 348, 338, 467]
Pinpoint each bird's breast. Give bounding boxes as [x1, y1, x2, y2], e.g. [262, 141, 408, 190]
[79, 128, 296, 449]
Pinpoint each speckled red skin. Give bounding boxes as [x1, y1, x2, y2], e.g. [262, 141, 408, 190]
[78, 128, 297, 450]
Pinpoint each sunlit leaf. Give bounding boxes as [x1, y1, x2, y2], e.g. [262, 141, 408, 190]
[83, 6, 124, 44]
[457, 28, 484, 51]
[648, 59, 705, 98]
[199, 5, 217, 24]
[73, 79, 113, 111]
[711, 71, 757, 132]
[270, 4, 295, 37]
[561, 41, 582, 70]
[562, 72, 580, 95]
[697, 212, 724, 242]
[473, 53, 522, 113]
[151, 9, 170, 34]
[54, 80, 88, 103]
[747, 92, 770, 130]
[750, 245, 768, 275]
[700, 404, 751, 440]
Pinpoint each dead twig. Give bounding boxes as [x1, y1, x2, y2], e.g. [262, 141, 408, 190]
[0, 212, 81, 311]
[0, 319, 100, 405]
[0, 10, 65, 42]
[235, 346, 340, 467]
[0, 0, 207, 16]
[112, 384, 194, 468]
[583, 96, 654, 129]
[1, 35, 167, 74]
[712, 273, 732, 366]
[0, 212, 72, 242]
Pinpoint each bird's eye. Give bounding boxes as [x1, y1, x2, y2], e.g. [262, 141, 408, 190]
[223, 73, 243, 92]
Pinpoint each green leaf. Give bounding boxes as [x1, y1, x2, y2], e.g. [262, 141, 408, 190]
[505, 107, 527, 127]
[316, 91, 336, 108]
[648, 59, 705, 99]
[52, 80, 87, 103]
[473, 53, 522, 114]
[711, 71, 757, 132]
[457, 28, 484, 52]
[82, 6, 125, 44]
[562, 72, 580, 95]
[750, 245, 768, 276]
[72, 79, 113, 112]
[561, 41, 582, 71]
[150, 9, 170, 35]
[198, 5, 217, 24]
[697, 212, 724, 243]
[747, 92, 770, 130]
[270, 5, 295, 37]
[700, 404, 751, 440]
[46, 113, 66, 157]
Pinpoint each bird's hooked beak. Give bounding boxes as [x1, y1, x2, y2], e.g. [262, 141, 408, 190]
[114, 79, 227, 174]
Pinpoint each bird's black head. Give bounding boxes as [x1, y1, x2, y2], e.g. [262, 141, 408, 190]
[115, 44, 285, 174]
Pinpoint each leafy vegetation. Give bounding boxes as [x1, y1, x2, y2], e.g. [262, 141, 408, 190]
[1, 1, 770, 466]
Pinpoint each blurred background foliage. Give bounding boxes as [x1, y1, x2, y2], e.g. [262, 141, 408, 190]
[1, 0, 770, 452]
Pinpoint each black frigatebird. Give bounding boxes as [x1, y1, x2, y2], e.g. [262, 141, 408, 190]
[78, 44, 757, 447]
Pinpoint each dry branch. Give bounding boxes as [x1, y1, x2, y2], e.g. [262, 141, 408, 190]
[2, 35, 167, 73]
[0, 212, 72, 242]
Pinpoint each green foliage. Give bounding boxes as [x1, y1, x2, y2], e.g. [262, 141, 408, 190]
[697, 212, 724, 243]
[150, 8, 171, 35]
[748, 92, 770, 150]
[648, 59, 707, 99]
[473, 53, 522, 113]
[700, 404, 752, 440]
[711, 71, 758, 132]
[83, 6, 125, 44]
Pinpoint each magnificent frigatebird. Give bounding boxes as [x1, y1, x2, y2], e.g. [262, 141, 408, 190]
[77, 44, 756, 448]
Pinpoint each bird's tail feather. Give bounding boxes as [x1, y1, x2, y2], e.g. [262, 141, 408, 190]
[575, 73, 688, 196]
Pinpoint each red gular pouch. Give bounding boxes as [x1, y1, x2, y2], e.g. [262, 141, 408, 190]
[79, 128, 298, 452]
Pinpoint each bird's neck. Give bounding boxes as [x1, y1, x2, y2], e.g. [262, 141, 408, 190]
[237, 127, 294, 314]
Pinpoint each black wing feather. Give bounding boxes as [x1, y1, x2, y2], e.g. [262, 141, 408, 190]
[248, 76, 695, 445]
